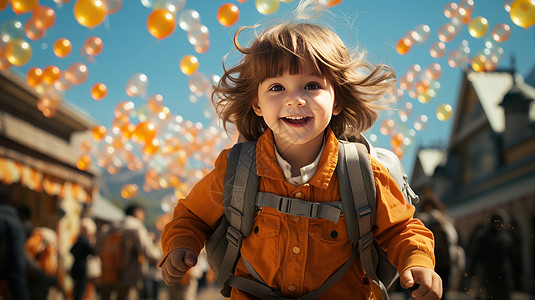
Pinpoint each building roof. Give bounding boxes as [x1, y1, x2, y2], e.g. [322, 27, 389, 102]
[417, 148, 447, 177]
[467, 70, 535, 133]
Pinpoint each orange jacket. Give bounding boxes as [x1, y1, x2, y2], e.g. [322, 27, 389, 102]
[161, 128, 435, 299]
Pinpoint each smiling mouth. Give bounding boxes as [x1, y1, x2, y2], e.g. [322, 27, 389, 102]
[282, 116, 311, 125]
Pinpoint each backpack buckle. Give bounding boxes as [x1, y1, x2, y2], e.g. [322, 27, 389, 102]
[226, 226, 242, 248]
[279, 197, 319, 219]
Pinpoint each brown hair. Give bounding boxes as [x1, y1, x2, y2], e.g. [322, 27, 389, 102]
[212, 21, 396, 141]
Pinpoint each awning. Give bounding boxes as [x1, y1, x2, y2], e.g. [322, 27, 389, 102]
[90, 193, 124, 222]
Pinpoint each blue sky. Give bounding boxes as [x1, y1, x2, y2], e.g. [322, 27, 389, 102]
[2, 0, 535, 179]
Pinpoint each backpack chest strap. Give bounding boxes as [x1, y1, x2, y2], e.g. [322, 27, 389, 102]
[256, 192, 342, 223]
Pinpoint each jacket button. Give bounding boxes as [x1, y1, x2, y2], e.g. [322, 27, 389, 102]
[330, 231, 338, 238]
[253, 226, 259, 234]
[288, 284, 296, 291]
[292, 216, 299, 222]
[292, 246, 301, 254]
[295, 192, 304, 199]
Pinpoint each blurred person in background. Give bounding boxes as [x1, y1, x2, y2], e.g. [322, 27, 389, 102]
[70, 217, 97, 300]
[0, 187, 30, 300]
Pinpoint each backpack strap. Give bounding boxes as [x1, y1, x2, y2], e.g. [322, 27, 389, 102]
[338, 141, 391, 300]
[256, 192, 342, 223]
[217, 141, 259, 288]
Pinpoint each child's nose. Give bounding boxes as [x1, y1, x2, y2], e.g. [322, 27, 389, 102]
[286, 93, 306, 106]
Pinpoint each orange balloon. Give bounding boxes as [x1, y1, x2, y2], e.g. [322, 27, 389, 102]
[43, 66, 60, 84]
[143, 139, 160, 155]
[396, 38, 411, 55]
[32, 5, 56, 29]
[91, 83, 107, 100]
[471, 54, 487, 72]
[120, 184, 139, 199]
[0, 0, 8, 11]
[132, 121, 156, 144]
[24, 19, 45, 40]
[66, 62, 89, 85]
[76, 154, 92, 170]
[26, 67, 43, 87]
[92, 125, 107, 141]
[73, 0, 106, 28]
[147, 9, 176, 39]
[53, 38, 72, 58]
[324, 0, 342, 7]
[180, 54, 198, 75]
[83, 36, 103, 56]
[217, 3, 239, 27]
[10, 0, 38, 14]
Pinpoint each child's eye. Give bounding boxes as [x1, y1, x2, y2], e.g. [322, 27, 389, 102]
[305, 82, 321, 90]
[268, 84, 284, 92]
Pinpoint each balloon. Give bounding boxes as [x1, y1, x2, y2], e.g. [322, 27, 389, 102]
[54, 71, 73, 90]
[427, 81, 441, 98]
[321, 0, 342, 7]
[1, 19, 24, 42]
[425, 63, 442, 80]
[492, 23, 511, 42]
[217, 3, 240, 27]
[279, 0, 294, 2]
[468, 16, 489, 38]
[73, 0, 106, 28]
[91, 83, 107, 100]
[66, 62, 89, 85]
[92, 125, 107, 141]
[102, 0, 122, 14]
[32, 5, 56, 29]
[147, 94, 164, 113]
[53, 38, 72, 58]
[43, 65, 60, 84]
[438, 22, 461, 42]
[436, 104, 453, 121]
[390, 133, 404, 149]
[189, 72, 210, 96]
[24, 20, 45, 40]
[154, 0, 185, 14]
[10, 0, 38, 14]
[178, 9, 201, 31]
[0, 0, 7, 11]
[459, 0, 475, 13]
[471, 54, 486, 72]
[429, 41, 446, 58]
[399, 75, 412, 91]
[410, 24, 430, 43]
[256, 0, 279, 15]
[121, 184, 139, 199]
[5, 39, 32, 66]
[406, 64, 421, 81]
[417, 92, 432, 104]
[187, 24, 209, 46]
[147, 9, 175, 39]
[143, 139, 160, 155]
[504, 0, 515, 13]
[398, 101, 413, 121]
[83, 36, 103, 56]
[114, 101, 134, 118]
[510, 0, 535, 28]
[125, 73, 148, 97]
[194, 39, 210, 54]
[443, 2, 457, 18]
[133, 121, 156, 144]
[414, 114, 429, 131]
[395, 38, 411, 55]
[180, 54, 199, 75]
[451, 6, 470, 24]
[76, 154, 92, 170]
[140, 0, 157, 8]
[379, 119, 395, 136]
[27, 67, 43, 86]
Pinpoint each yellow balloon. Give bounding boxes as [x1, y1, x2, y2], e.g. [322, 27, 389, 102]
[255, 0, 279, 15]
[74, 0, 106, 28]
[468, 16, 488, 38]
[10, 0, 38, 14]
[471, 54, 487, 72]
[180, 54, 198, 75]
[5, 39, 32, 67]
[436, 104, 453, 121]
[510, 0, 535, 28]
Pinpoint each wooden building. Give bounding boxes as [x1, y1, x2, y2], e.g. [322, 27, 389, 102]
[410, 68, 535, 293]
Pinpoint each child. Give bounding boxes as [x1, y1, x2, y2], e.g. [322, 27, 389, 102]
[160, 12, 442, 300]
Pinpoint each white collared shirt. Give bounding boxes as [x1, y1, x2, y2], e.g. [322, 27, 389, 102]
[274, 141, 325, 186]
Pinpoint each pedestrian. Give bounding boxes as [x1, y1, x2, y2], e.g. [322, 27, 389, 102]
[70, 217, 97, 300]
[469, 209, 515, 300]
[0, 187, 30, 300]
[24, 226, 59, 300]
[159, 1, 442, 299]
[97, 203, 162, 300]
[417, 195, 465, 299]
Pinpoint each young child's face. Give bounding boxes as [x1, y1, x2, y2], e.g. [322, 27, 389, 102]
[253, 64, 341, 147]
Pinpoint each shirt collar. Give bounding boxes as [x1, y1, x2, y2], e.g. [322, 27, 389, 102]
[274, 139, 325, 186]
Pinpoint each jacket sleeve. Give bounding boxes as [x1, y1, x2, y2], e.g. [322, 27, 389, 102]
[160, 149, 229, 263]
[370, 156, 435, 274]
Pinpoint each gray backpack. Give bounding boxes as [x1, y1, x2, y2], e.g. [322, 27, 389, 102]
[205, 136, 419, 300]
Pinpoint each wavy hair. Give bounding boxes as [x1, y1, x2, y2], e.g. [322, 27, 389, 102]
[212, 18, 396, 141]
